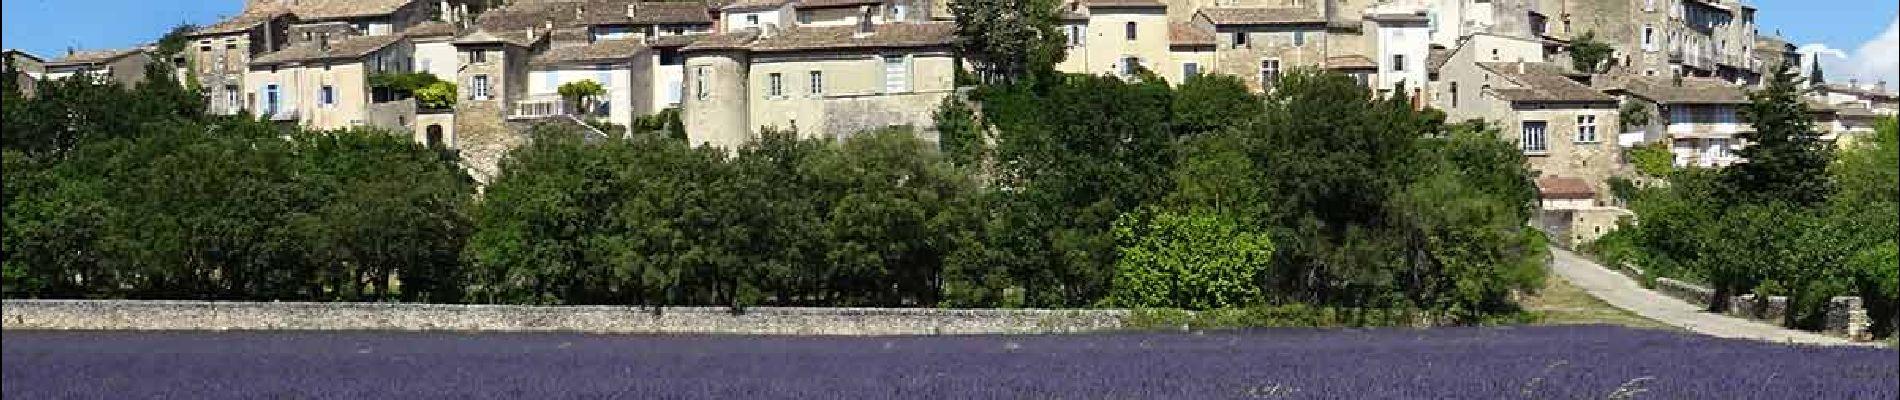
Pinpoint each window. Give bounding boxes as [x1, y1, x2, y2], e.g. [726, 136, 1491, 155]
[471, 74, 491, 100]
[746, 14, 759, 27]
[1707, 138, 1731, 159]
[1575, 114, 1598, 143]
[892, 4, 908, 21]
[1259, 59, 1281, 90]
[798, 11, 812, 24]
[1293, 31, 1304, 47]
[420, 58, 432, 73]
[809, 70, 823, 96]
[1642, 25, 1656, 51]
[1183, 62, 1199, 81]
[1449, 82, 1459, 108]
[224, 85, 239, 109]
[1125, 22, 1137, 41]
[264, 84, 280, 115]
[660, 49, 684, 66]
[696, 66, 710, 100]
[1392, 54, 1406, 72]
[1522, 121, 1549, 153]
[468, 49, 487, 63]
[883, 55, 909, 93]
[320, 85, 335, 107]
[767, 72, 783, 98]
[1121, 56, 1140, 77]
[1068, 25, 1086, 47]
[1645, 0, 1655, 12]
[1232, 31, 1247, 48]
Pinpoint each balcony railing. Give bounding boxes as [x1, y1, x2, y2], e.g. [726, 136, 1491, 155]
[510, 95, 567, 120]
[267, 108, 299, 121]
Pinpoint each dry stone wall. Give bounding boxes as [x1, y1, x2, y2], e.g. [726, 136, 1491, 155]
[1, 300, 1129, 335]
[1650, 277, 1875, 341]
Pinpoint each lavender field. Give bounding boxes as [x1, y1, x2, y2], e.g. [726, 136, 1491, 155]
[3, 325, 1893, 399]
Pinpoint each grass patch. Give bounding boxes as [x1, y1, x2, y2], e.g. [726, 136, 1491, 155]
[1520, 275, 1672, 330]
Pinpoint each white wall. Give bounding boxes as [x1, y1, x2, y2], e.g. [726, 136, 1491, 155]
[723, 10, 784, 32]
[528, 66, 636, 128]
[413, 41, 459, 81]
[1374, 21, 1430, 96]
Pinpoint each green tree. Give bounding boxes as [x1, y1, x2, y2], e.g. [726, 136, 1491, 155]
[1171, 74, 1260, 136]
[1725, 62, 1831, 206]
[1108, 207, 1274, 310]
[949, 0, 1067, 82]
[415, 81, 458, 109]
[1567, 32, 1615, 73]
[154, 23, 200, 60]
[934, 96, 986, 166]
[558, 80, 608, 115]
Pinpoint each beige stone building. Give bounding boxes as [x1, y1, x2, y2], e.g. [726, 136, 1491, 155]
[681, 22, 957, 148]
[1194, 7, 1330, 92]
[1167, 22, 1215, 83]
[187, 12, 298, 115]
[4, 49, 46, 96]
[246, 35, 417, 131]
[42, 48, 154, 87]
[1055, 0, 1174, 80]
[1599, 74, 1750, 168]
[1440, 60, 1621, 201]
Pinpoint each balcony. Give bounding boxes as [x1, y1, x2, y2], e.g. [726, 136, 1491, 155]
[1665, 122, 1750, 138]
[266, 107, 299, 121]
[509, 95, 567, 120]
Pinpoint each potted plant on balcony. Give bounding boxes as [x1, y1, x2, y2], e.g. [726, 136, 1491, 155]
[558, 80, 606, 117]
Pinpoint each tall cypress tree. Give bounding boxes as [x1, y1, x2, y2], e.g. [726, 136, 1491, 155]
[1725, 62, 1832, 206]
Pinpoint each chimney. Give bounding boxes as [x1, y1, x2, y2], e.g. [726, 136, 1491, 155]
[1516, 60, 1525, 74]
[66, 47, 75, 57]
[1877, 81, 1888, 93]
[1849, 78, 1859, 89]
[856, 5, 875, 36]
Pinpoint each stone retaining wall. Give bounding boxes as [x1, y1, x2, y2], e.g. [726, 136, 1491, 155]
[0, 300, 1129, 335]
[1648, 277, 1874, 341]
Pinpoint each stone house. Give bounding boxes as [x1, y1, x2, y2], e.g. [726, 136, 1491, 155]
[1599, 74, 1750, 168]
[585, 2, 717, 40]
[4, 49, 46, 96]
[246, 34, 416, 131]
[239, 0, 439, 45]
[43, 48, 154, 87]
[1167, 22, 1215, 84]
[1054, 0, 1174, 80]
[681, 22, 957, 148]
[185, 12, 298, 115]
[720, 0, 797, 32]
[520, 39, 650, 129]
[1194, 7, 1330, 92]
[1441, 60, 1622, 202]
[1362, 1, 1430, 97]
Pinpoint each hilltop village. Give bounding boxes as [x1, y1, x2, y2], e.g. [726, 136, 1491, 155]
[5, 0, 1896, 248]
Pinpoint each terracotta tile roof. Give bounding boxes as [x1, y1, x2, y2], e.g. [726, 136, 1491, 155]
[45, 48, 146, 67]
[1426, 47, 1452, 74]
[1325, 55, 1377, 70]
[1197, 7, 1324, 26]
[454, 29, 544, 47]
[402, 21, 461, 38]
[532, 39, 646, 65]
[1836, 106, 1888, 118]
[680, 30, 760, 51]
[1538, 176, 1596, 200]
[722, 0, 794, 11]
[1087, 0, 1166, 8]
[245, 0, 414, 21]
[193, 12, 287, 37]
[1477, 62, 1615, 103]
[1168, 22, 1213, 46]
[1821, 83, 1898, 101]
[1605, 75, 1748, 104]
[250, 35, 404, 65]
[747, 23, 955, 52]
[649, 33, 709, 47]
[628, 2, 714, 24]
[796, 0, 884, 9]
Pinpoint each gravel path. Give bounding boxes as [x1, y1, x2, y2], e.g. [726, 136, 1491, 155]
[1546, 246, 1858, 345]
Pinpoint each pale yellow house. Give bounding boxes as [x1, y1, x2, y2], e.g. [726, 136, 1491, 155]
[681, 22, 958, 148]
[1055, 0, 1173, 80]
[1167, 22, 1214, 84]
[246, 35, 416, 131]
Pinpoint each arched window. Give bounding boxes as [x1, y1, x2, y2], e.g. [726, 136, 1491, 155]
[426, 125, 445, 148]
[1125, 22, 1137, 41]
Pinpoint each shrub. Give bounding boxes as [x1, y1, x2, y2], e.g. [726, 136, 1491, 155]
[1107, 208, 1273, 310]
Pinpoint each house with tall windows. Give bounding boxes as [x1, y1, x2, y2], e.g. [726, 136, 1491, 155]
[520, 39, 648, 129]
[245, 34, 415, 130]
[1600, 74, 1750, 168]
[185, 12, 298, 115]
[1054, 0, 1174, 80]
[1194, 7, 1330, 92]
[681, 21, 957, 148]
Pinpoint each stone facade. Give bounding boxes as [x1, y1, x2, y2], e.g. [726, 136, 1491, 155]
[1205, 22, 1331, 92]
[0, 300, 1130, 335]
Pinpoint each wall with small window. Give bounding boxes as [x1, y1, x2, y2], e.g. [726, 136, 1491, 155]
[1205, 22, 1328, 92]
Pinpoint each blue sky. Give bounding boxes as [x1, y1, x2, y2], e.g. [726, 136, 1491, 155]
[2, 0, 1896, 84]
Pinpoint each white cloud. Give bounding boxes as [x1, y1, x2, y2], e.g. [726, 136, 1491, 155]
[1800, 19, 1900, 89]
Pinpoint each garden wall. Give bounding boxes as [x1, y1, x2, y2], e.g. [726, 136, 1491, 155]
[0, 300, 1129, 335]
[1650, 277, 1874, 341]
